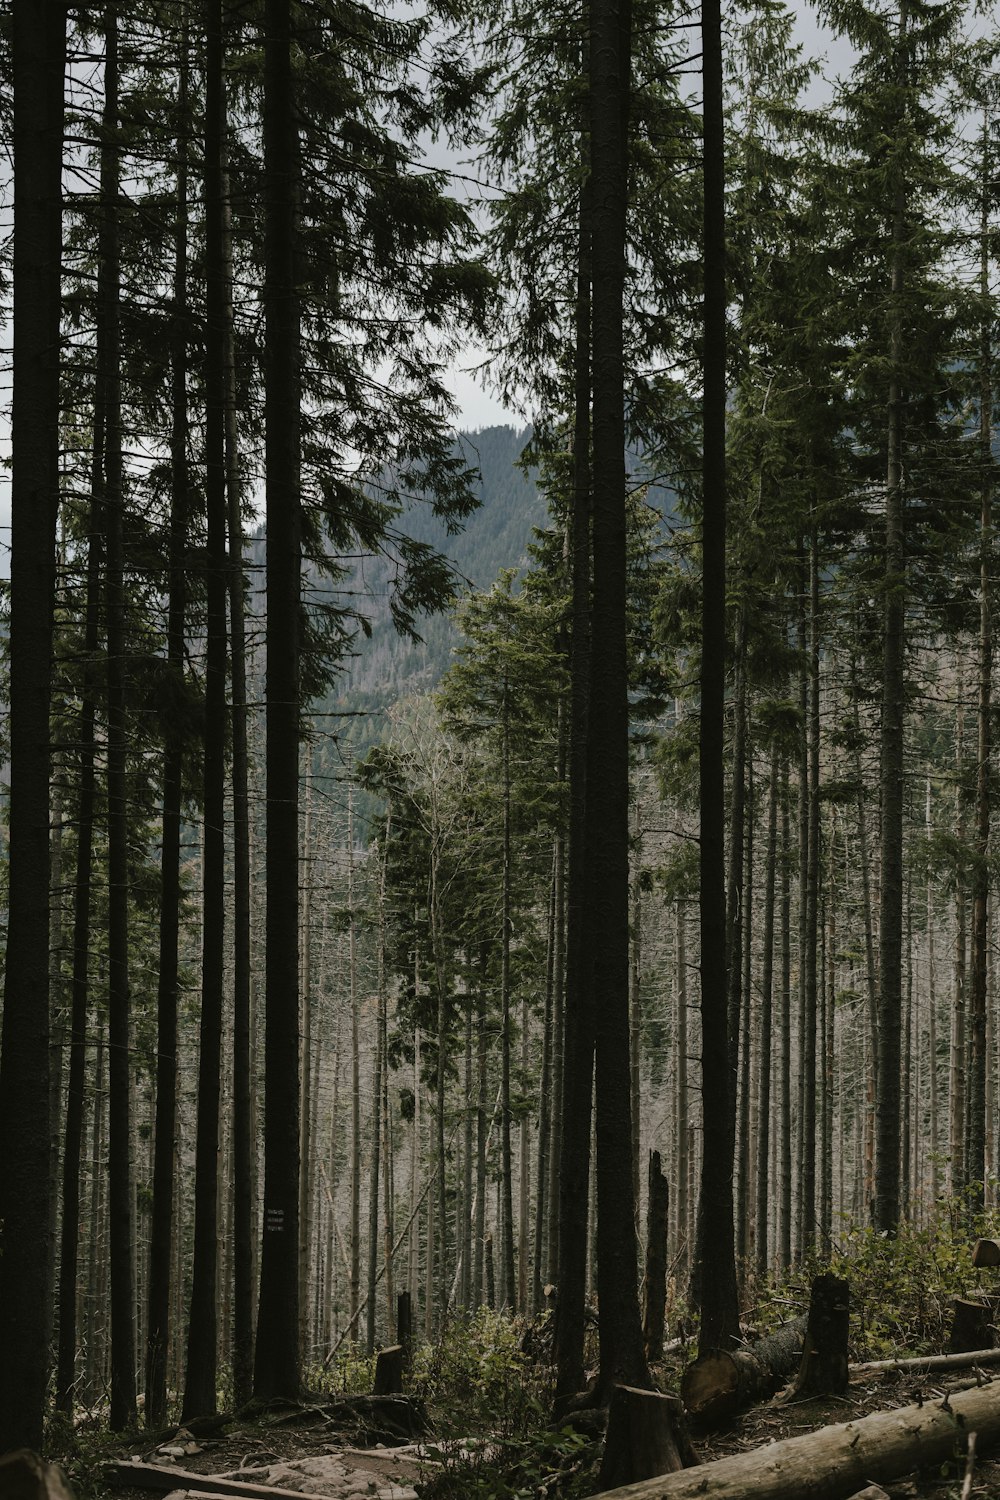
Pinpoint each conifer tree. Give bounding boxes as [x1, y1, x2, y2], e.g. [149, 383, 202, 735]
[0, 0, 67, 1453]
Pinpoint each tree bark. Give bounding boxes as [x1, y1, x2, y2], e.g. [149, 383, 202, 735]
[682, 1317, 805, 1428]
[967, 120, 992, 1208]
[588, 0, 648, 1396]
[755, 746, 779, 1276]
[145, 22, 190, 1428]
[554, 165, 595, 1402]
[254, 0, 302, 1401]
[0, 0, 66, 1452]
[643, 1152, 670, 1363]
[184, 0, 229, 1415]
[100, 5, 137, 1431]
[875, 1, 909, 1235]
[697, 0, 739, 1356]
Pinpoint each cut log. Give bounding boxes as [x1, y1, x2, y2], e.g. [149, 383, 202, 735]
[680, 1317, 806, 1427]
[597, 1386, 698, 1492]
[643, 1152, 670, 1363]
[593, 1378, 998, 1499]
[950, 1297, 997, 1353]
[851, 1346, 1000, 1376]
[0, 1452, 77, 1500]
[845, 1489, 890, 1500]
[972, 1238, 1000, 1267]
[781, 1273, 849, 1400]
[373, 1344, 404, 1395]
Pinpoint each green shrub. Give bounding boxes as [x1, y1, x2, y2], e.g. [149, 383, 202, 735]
[410, 1307, 552, 1440]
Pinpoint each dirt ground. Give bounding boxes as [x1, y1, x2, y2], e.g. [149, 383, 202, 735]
[68, 1363, 1000, 1500]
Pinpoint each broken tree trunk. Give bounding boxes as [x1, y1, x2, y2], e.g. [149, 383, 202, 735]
[781, 1273, 849, 1400]
[597, 1386, 698, 1492]
[594, 1379, 999, 1500]
[681, 1317, 805, 1427]
[643, 1153, 670, 1363]
[0, 1452, 77, 1500]
[950, 1297, 997, 1353]
[851, 1346, 1000, 1376]
[373, 1344, 404, 1395]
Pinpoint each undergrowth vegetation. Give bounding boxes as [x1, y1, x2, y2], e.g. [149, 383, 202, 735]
[51, 1208, 1000, 1500]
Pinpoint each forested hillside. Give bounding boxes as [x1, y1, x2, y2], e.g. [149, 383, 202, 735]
[4, 1, 1000, 1497]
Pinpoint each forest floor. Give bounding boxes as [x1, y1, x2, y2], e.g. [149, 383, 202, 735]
[71, 1360, 1000, 1500]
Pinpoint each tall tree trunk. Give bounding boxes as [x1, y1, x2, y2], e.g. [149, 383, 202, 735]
[254, 0, 302, 1400]
[589, 0, 648, 1394]
[801, 528, 821, 1254]
[145, 25, 190, 1428]
[226, 82, 255, 1408]
[875, 0, 908, 1234]
[184, 0, 229, 1414]
[500, 709, 516, 1307]
[350, 795, 361, 1333]
[0, 0, 66, 1451]
[554, 167, 595, 1402]
[697, 0, 739, 1355]
[675, 901, 689, 1272]
[755, 745, 779, 1277]
[299, 763, 314, 1360]
[967, 124, 992, 1208]
[951, 670, 967, 1201]
[475, 955, 488, 1307]
[778, 764, 793, 1271]
[101, 7, 137, 1430]
[58, 316, 106, 1425]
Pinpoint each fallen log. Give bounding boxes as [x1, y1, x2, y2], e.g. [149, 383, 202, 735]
[104, 1462, 330, 1500]
[594, 1379, 998, 1500]
[851, 1346, 1000, 1376]
[680, 1317, 806, 1427]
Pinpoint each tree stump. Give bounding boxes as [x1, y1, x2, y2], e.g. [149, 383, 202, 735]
[596, 1386, 699, 1492]
[0, 1452, 77, 1500]
[681, 1316, 806, 1428]
[781, 1272, 850, 1399]
[949, 1297, 997, 1353]
[643, 1152, 670, 1363]
[373, 1344, 404, 1395]
[972, 1239, 1000, 1268]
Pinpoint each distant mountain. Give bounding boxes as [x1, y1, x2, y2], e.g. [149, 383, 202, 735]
[328, 424, 545, 706]
[309, 424, 549, 783]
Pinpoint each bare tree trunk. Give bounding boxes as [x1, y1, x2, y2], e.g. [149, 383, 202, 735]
[875, 1, 909, 1234]
[675, 903, 689, 1274]
[145, 28, 190, 1426]
[254, 0, 302, 1400]
[967, 131, 992, 1207]
[101, 7, 137, 1429]
[778, 765, 793, 1272]
[755, 745, 779, 1277]
[184, 0, 230, 1410]
[697, 0, 739, 1354]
